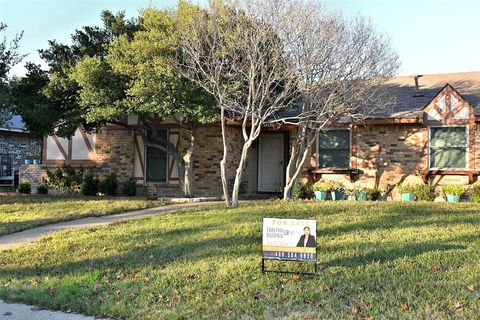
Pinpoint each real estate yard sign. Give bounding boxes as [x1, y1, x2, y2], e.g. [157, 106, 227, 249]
[262, 218, 316, 262]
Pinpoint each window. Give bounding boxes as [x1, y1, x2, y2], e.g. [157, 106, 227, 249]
[317, 129, 350, 168]
[429, 126, 467, 169]
[146, 129, 168, 182]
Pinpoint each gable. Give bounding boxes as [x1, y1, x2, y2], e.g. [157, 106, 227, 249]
[423, 84, 474, 125]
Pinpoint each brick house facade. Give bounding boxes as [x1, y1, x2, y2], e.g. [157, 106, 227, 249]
[1, 116, 42, 188]
[19, 72, 480, 198]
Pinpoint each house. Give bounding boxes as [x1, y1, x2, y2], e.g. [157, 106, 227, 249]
[0, 115, 43, 188]
[19, 72, 480, 197]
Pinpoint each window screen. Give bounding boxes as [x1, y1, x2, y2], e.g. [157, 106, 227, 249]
[146, 129, 168, 182]
[317, 129, 350, 168]
[429, 127, 467, 169]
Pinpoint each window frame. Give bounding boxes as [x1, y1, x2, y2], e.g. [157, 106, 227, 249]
[145, 128, 169, 183]
[428, 125, 469, 170]
[316, 128, 352, 170]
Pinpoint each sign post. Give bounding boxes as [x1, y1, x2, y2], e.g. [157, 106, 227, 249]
[262, 218, 317, 274]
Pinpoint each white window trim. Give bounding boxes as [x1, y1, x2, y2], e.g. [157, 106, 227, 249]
[316, 128, 351, 170]
[428, 125, 469, 170]
[144, 128, 169, 184]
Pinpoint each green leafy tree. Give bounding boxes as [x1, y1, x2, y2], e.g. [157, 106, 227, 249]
[12, 11, 137, 137]
[0, 22, 24, 126]
[72, 5, 216, 197]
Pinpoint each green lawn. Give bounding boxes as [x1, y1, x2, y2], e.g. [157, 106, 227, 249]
[0, 195, 165, 236]
[1, 201, 480, 319]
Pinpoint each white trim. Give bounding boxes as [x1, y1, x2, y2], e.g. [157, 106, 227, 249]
[144, 128, 169, 183]
[316, 128, 352, 170]
[428, 125, 469, 170]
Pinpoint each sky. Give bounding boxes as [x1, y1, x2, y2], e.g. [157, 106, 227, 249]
[1, 0, 480, 77]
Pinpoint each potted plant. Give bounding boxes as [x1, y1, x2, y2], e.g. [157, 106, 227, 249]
[24, 159, 32, 165]
[441, 184, 464, 203]
[312, 180, 331, 201]
[330, 181, 346, 201]
[367, 187, 382, 201]
[397, 183, 415, 201]
[351, 185, 369, 201]
[32, 150, 41, 165]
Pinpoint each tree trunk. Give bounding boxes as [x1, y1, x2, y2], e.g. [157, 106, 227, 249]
[283, 144, 311, 200]
[283, 141, 297, 200]
[231, 141, 251, 208]
[219, 105, 231, 207]
[183, 129, 196, 198]
[283, 126, 314, 200]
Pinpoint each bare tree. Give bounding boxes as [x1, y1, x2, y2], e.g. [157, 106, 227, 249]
[270, 1, 400, 199]
[179, 0, 299, 207]
[179, 0, 399, 205]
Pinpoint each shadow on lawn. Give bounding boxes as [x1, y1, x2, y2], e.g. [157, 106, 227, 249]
[320, 204, 480, 236]
[0, 222, 262, 278]
[1, 205, 478, 279]
[321, 241, 467, 268]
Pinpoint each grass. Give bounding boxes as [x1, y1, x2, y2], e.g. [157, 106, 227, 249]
[1, 200, 480, 319]
[0, 195, 165, 236]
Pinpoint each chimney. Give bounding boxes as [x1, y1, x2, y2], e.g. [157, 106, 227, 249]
[413, 74, 424, 97]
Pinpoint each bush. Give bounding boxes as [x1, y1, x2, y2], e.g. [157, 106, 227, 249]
[293, 180, 314, 199]
[45, 164, 83, 194]
[396, 183, 416, 194]
[122, 177, 137, 197]
[414, 183, 436, 201]
[469, 183, 480, 202]
[367, 187, 382, 201]
[329, 180, 346, 193]
[312, 180, 331, 192]
[81, 175, 99, 196]
[36, 184, 49, 194]
[442, 184, 464, 196]
[18, 182, 31, 194]
[99, 173, 117, 196]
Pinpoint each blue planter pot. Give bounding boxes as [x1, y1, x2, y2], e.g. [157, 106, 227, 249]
[446, 195, 460, 203]
[314, 191, 327, 201]
[356, 192, 368, 201]
[401, 193, 415, 201]
[33, 159, 41, 165]
[24, 159, 32, 165]
[331, 191, 345, 201]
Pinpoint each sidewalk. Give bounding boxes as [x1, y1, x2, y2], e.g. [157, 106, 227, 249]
[0, 300, 105, 320]
[0, 201, 223, 251]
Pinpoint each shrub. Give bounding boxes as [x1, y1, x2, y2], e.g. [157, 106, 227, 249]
[329, 180, 346, 193]
[367, 187, 382, 201]
[99, 173, 117, 196]
[18, 182, 31, 194]
[396, 183, 416, 194]
[36, 184, 48, 194]
[293, 180, 314, 199]
[441, 184, 464, 196]
[414, 183, 436, 201]
[312, 180, 331, 192]
[469, 183, 480, 203]
[275, 184, 284, 193]
[122, 177, 137, 197]
[81, 175, 99, 196]
[45, 164, 83, 193]
[350, 184, 368, 195]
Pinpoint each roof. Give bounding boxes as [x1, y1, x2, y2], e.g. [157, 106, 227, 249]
[385, 71, 480, 118]
[0, 115, 27, 132]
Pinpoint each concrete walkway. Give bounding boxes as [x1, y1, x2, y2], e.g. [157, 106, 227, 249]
[0, 201, 223, 251]
[0, 300, 105, 320]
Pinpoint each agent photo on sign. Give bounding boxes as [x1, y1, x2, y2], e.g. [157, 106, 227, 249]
[296, 226, 316, 247]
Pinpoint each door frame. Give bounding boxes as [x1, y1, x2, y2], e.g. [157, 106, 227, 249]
[257, 133, 286, 192]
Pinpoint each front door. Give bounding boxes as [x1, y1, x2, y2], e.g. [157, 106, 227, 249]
[258, 134, 284, 192]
